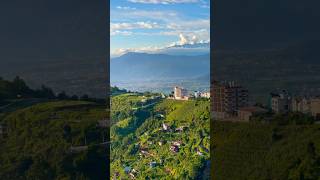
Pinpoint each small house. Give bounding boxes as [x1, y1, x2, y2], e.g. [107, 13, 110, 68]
[162, 123, 170, 131]
[158, 141, 164, 146]
[124, 166, 131, 174]
[172, 141, 182, 147]
[149, 161, 157, 168]
[175, 126, 186, 132]
[237, 106, 268, 121]
[170, 145, 179, 153]
[129, 172, 136, 179]
[196, 148, 204, 156]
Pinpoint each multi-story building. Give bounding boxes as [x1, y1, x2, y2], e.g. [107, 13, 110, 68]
[193, 91, 210, 99]
[291, 96, 311, 114]
[212, 81, 249, 119]
[200, 92, 210, 98]
[273, 92, 320, 119]
[310, 98, 320, 119]
[270, 90, 291, 113]
[174, 86, 188, 100]
[194, 91, 201, 98]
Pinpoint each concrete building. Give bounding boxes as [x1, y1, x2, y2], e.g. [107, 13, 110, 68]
[270, 90, 291, 113]
[212, 81, 249, 119]
[310, 98, 320, 119]
[193, 91, 210, 99]
[174, 86, 188, 100]
[162, 123, 170, 131]
[200, 92, 210, 98]
[237, 106, 268, 121]
[272, 92, 320, 119]
[194, 91, 201, 98]
[291, 96, 311, 114]
[149, 162, 157, 168]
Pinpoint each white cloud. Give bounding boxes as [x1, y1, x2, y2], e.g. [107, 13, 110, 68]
[161, 29, 209, 43]
[200, 4, 209, 8]
[111, 32, 210, 57]
[166, 19, 210, 30]
[111, 30, 133, 36]
[112, 46, 163, 57]
[127, 0, 198, 4]
[169, 33, 209, 46]
[111, 22, 161, 32]
[116, 6, 136, 10]
[179, 34, 189, 45]
[111, 3, 210, 55]
[199, 0, 210, 8]
[111, 9, 179, 23]
[110, 18, 209, 39]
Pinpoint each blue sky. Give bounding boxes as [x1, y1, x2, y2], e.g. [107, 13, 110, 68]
[110, 0, 210, 57]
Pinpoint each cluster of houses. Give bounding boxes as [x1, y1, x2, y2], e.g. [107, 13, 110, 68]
[121, 166, 138, 179]
[170, 140, 182, 153]
[161, 123, 184, 153]
[168, 86, 210, 101]
[118, 120, 203, 179]
[271, 90, 320, 118]
[162, 123, 187, 133]
[212, 81, 320, 121]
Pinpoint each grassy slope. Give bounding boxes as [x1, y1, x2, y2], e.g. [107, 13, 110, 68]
[0, 100, 108, 180]
[212, 121, 320, 180]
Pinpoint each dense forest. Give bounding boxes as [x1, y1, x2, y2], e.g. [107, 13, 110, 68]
[111, 93, 210, 179]
[110, 86, 127, 96]
[0, 77, 109, 179]
[0, 76, 55, 101]
[0, 76, 105, 105]
[212, 118, 320, 180]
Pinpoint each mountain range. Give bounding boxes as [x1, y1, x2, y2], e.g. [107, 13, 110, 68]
[111, 52, 210, 82]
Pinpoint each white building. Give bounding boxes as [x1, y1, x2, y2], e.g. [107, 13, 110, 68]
[194, 91, 201, 98]
[270, 90, 291, 113]
[200, 92, 210, 98]
[174, 86, 189, 100]
[162, 123, 169, 131]
[310, 98, 320, 118]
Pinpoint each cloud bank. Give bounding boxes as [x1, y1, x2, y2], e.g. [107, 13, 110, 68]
[111, 33, 209, 57]
[128, 0, 198, 4]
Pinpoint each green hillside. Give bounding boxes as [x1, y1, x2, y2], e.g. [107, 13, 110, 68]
[111, 93, 210, 179]
[0, 100, 108, 179]
[212, 121, 320, 180]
